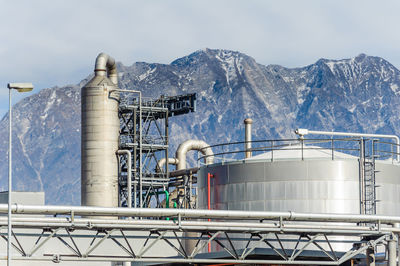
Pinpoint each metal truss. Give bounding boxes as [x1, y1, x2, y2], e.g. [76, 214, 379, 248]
[0, 205, 399, 264]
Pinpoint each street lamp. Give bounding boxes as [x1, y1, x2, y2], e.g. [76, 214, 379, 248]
[7, 82, 33, 266]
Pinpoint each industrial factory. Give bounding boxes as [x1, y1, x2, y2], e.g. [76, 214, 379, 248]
[1, 53, 400, 266]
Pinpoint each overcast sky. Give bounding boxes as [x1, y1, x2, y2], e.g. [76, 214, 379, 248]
[1, 0, 400, 118]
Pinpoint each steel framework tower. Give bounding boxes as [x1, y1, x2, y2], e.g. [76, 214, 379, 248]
[118, 92, 196, 208]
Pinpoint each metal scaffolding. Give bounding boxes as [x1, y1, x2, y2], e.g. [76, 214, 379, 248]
[117, 92, 196, 209]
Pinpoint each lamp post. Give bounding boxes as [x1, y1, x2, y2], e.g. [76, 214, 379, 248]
[7, 83, 33, 266]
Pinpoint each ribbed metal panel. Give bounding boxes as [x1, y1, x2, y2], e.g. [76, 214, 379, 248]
[198, 158, 400, 252]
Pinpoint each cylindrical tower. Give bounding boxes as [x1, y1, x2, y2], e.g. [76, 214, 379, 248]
[81, 53, 120, 207]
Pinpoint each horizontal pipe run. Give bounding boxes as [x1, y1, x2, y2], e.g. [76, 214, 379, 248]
[3, 204, 400, 224]
[169, 167, 199, 177]
[0, 216, 393, 233]
[0, 216, 381, 230]
[3, 222, 393, 235]
[1, 257, 342, 265]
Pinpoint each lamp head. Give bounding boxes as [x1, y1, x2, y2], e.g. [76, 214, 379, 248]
[7, 83, 34, 92]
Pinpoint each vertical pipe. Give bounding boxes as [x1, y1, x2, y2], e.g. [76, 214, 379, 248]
[244, 118, 253, 158]
[139, 95, 142, 208]
[117, 150, 132, 208]
[8, 88, 12, 266]
[189, 173, 193, 209]
[165, 107, 169, 179]
[388, 238, 397, 266]
[360, 138, 365, 215]
[164, 190, 169, 209]
[207, 173, 214, 253]
[184, 175, 188, 209]
[133, 109, 137, 209]
[395, 223, 400, 266]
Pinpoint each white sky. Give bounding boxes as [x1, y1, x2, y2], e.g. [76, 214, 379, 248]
[1, 0, 400, 118]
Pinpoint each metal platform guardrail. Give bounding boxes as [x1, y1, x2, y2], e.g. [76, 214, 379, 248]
[197, 138, 400, 164]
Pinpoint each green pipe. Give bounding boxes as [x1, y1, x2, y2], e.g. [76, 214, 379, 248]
[142, 190, 170, 208]
[142, 190, 170, 220]
[164, 190, 169, 209]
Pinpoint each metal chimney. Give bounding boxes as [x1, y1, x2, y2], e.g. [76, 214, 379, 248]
[244, 118, 253, 158]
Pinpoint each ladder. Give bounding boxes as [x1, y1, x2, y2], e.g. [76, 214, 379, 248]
[360, 139, 378, 215]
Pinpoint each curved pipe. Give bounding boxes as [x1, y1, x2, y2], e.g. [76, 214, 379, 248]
[94, 53, 118, 85]
[176, 140, 214, 170]
[295, 129, 400, 161]
[155, 158, 179, 172]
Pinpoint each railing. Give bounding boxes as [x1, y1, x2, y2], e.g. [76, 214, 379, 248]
[374, 140, 400, 163]
[197, 138, 400, 165]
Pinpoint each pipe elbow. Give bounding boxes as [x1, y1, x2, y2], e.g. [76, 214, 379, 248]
[156, 158, 179, 172]
[176, 140, 214, 170]
[94, 53, 118, 85]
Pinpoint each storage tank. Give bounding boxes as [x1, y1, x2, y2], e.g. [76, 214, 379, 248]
[81, 53, 120, 207]
[197, 139, 400, 252]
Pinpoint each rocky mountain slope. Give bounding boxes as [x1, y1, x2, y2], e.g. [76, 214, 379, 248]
[1, 49, 399, 205]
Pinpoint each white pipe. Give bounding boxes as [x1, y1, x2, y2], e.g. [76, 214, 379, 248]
[5, 204, 400, 223]
[295, 128, 400, 161]
[155, 158, 179, 172]
[244, 118, 253, 158]
[8, 86, 12, 266]
[117, 150, 132, 208]
[2, 217, 394, 232]
[176, 140, 214, 170]
[94, 53, 118, 85]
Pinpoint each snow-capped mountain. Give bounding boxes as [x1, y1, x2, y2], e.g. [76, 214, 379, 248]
[0, 49, 399, 205]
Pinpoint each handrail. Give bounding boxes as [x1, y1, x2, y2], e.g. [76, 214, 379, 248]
[196, 137, 400, 164]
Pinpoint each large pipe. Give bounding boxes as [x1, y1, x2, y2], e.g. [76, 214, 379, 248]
[244, 118, 253, 158]
[175, 140, 213, 253]
[117, 150, 132, 208]
[155, 158, 179, 172]
[81, 53, 120, 208]
[176, 140, 214, 170]
[295, 128, 400, 161]
[3, 216, 396, 232]
[169, 167, 198, 178]
[94, 53, 118, 85]
[6, 204, 400, 223]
